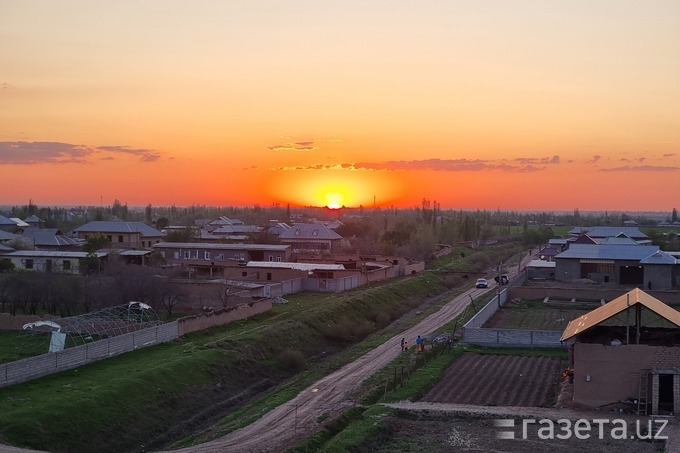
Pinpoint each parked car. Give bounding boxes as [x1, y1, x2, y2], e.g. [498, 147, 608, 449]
[475, 278, 488, 288]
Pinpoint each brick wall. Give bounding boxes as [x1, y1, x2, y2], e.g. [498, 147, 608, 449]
[176, 299, 272, 336]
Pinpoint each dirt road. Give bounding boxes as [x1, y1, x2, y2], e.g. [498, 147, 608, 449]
[167, 258, 531, 453]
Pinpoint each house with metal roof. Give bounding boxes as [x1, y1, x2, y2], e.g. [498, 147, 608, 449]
[73, 221, 163, 249]
[266, 222, 292, 236]
[152, 242, 292, 277]
[561, 288, 680, 415]
[0, 215, 18, 233]
[554, 243, 677, 289]
[224, 260, 362, 293]
[567, 226, 652, 244]
[278, 223, 344, 253]
[0, 230, 20, 244]
[19, 228, 82, 251]
[0, 250, 108, 274]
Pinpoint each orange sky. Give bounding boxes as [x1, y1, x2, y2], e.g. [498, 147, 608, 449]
[1, 1, 679, 211]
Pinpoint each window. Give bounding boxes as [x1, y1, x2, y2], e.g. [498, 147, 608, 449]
[205, 251, 211, 260]
[266, 272, 272, 281]
[190, 250, 198, 259]
[198, 250, 205, 260]
[240, 253, 245, 260]
[184, 251, 190, 259]
[63, 260, 71, 270]
[107, 235, 112, 241]
[174, 251, 180, 259]
[242, 271, 247, 277]
[118, 235, 124, 242]
[277, 256, 282, 262]
[25, 259, 33, 269]
[268, 255, 273, 262]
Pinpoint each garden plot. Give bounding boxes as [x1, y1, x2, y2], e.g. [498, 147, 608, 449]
[422, 353, 563, 407]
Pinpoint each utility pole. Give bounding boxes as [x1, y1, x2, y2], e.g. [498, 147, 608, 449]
[497, 262, 502, 308]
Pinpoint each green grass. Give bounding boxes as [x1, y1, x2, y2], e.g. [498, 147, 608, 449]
[0, 242, 526, 453]
[0, 342, 225, 453]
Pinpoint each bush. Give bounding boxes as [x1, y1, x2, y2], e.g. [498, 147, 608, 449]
[278, 349, 306, 372]
[323, 317, 376, 343]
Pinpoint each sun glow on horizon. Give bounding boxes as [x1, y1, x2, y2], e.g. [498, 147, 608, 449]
[324, 192, 344, 209]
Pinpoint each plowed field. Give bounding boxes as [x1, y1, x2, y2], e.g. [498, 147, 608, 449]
[423, 353, 563, 407]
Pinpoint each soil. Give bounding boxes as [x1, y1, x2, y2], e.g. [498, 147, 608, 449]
[373, 405, 663, 452]
[423, 353, 564, 407]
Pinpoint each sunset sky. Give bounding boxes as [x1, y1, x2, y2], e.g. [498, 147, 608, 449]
[1, 1, 679, 211]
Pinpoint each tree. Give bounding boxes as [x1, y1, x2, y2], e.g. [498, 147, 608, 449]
[82, 235, 111, 274]
[673, 208, 678, 223]
[155, 279, 186, 318]
[155, 217, 170, 231]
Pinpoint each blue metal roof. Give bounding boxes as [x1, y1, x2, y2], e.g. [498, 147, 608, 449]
[555, 243, 660, 260]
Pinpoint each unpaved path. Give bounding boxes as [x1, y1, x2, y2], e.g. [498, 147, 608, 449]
[166, 257, 532, 452]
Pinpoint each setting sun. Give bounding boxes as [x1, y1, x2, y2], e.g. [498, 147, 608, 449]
[324, 192, 344, 209]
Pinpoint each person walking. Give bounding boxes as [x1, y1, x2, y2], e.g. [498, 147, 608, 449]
[416, 335, 423, 352]
[400, 337, 405, 351]
[403, 341, 409, 351]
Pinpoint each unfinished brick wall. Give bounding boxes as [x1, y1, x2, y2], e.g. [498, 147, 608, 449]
[177, 299, 272, 336]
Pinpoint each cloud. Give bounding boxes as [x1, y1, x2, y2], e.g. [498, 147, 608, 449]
[1, 82, 10, 90]
[0, 141, 162, 165]
[513, 155, 560, 165]
[96, 145, 161, 162]
[0, 141, 92, 164]
[663, 153, 676, 158]
[271, 156, 560, 173]
[599, 165, 680, 172]
[353, 158, 552, 173]
[267, 140, 317, 152]
[590, 155, 601, 163]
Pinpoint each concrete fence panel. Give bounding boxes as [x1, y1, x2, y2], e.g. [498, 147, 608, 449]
[463, 326, 564, 348]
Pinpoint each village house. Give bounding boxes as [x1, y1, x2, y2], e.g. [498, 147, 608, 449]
[73, 221, 163, 249]
[0, 250, 108, 274]
[19, 228, 81, 251]
[152, 242, 291, 277]
[278, 223, 344, 254]
[561, 288, 680, 415]
[554, 243, 677, 289]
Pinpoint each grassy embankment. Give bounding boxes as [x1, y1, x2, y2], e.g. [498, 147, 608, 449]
[0, 242, 522, 453]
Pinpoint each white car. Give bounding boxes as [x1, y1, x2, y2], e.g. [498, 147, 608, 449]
[475, 278, 488, 288]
